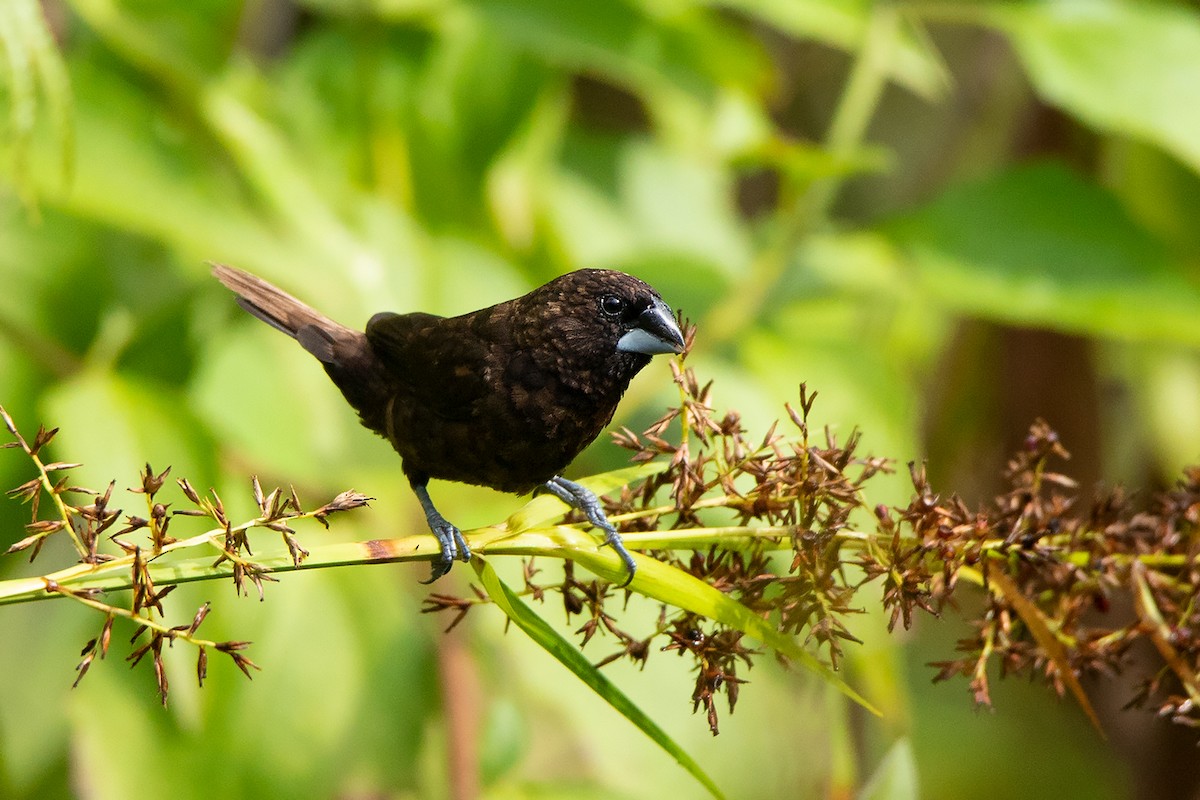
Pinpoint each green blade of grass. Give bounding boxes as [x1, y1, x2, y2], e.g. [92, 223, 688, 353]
[563, 536, 880, 716]
[472, 557, 727, 800]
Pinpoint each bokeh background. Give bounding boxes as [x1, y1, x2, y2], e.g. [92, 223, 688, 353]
[2, 1, 1200, 798]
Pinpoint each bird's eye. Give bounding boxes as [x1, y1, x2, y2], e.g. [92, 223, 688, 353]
[600, 295, 625, 317]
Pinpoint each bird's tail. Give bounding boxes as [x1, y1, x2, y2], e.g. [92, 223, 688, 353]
[211, 263, 360, 364]
[212, 263, 396, 432]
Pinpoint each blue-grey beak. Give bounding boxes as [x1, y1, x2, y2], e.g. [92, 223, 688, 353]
[617, 298, 685, 355]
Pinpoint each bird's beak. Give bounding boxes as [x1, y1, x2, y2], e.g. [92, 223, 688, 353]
[617, 298, 686, 355]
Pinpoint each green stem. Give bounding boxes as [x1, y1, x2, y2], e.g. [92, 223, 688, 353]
[0, 534, 426, 606]
[2, 419, 88, 558]
[6, 509, 1200, 612]
[701, 4, 900, 345]
[49, 581, 220, 650]
[802, 4, 900, 222]
[0, 522, 816, 606]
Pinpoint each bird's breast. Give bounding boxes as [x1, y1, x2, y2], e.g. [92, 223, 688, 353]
[383, 355, 631, 495]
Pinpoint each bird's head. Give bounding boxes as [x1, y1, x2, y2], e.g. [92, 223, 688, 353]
[527, 269, 685, 378]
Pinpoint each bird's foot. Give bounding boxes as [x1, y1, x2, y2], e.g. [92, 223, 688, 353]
[413, 483, 471, 584]
[419, 517, 472, 584]
[544, 476, 637, 587]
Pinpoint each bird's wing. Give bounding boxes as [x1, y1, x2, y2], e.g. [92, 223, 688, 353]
[365, 311, 490, 422]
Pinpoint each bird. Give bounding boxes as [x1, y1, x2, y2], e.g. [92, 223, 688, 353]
[211, 264, 685, 585]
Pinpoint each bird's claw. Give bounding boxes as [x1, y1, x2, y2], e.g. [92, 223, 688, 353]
[599, 530, 637, 588]
[545, 476, 637, 587]
[420, 559, 452, 585]
[419, 520, 472, 584]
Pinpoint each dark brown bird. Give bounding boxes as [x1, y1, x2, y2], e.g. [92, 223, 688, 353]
[212, 264, 685, 584]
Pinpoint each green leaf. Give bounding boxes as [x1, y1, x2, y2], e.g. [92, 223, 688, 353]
[565, 538, 881, 716]
[20, 52, 290, 272]
[1109, 141, 1200, 256]
[472, 558, 728, 800]
[542, 164, 640, 268]
[1135, 347, 1200, 478]
[989, 1, 1200, 175]
[883, 163, 1200, 345]
[486, 81, 571, 252]
[468, 0, 768, 100]
[70, 0, 243, 81]
[619, 140, 754, 274]
[0, 0, 74, 207]
[858, 737, 919, 800]
[716, 0, 950, 101]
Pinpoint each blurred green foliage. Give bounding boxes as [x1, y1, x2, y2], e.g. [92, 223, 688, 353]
[2, 0, 1200, 798]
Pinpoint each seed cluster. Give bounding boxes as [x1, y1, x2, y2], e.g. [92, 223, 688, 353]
[7, 334, 1200, 734]
[429, 335, 1200, 735]
[1, 405, 370, 704]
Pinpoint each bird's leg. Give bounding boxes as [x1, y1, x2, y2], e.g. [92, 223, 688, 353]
[543, 476, 637, 587]
[412, 482, 472, 584]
